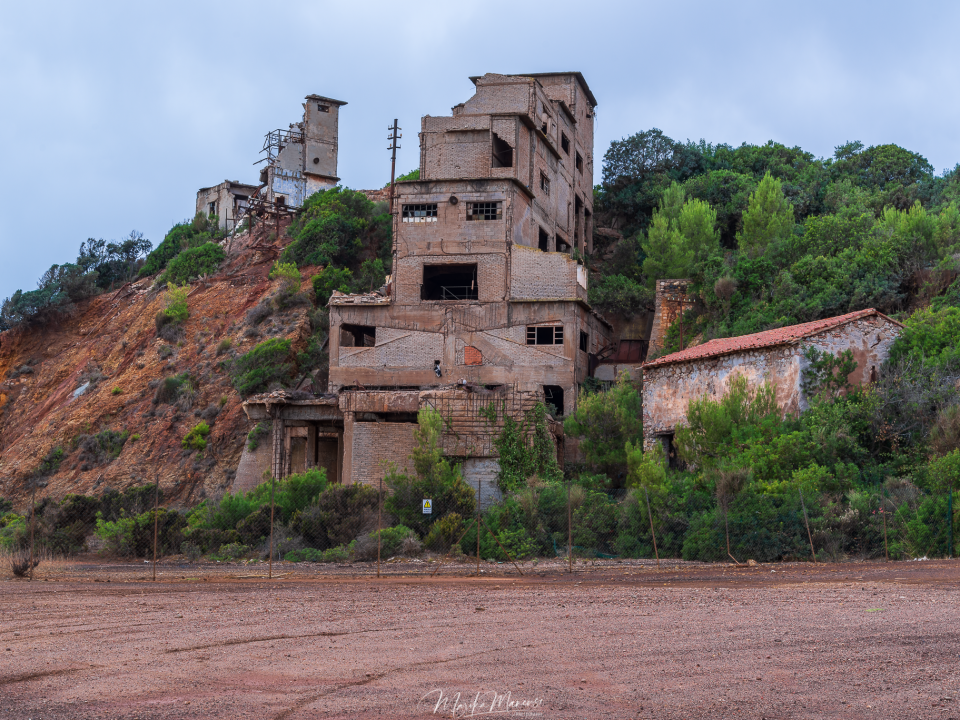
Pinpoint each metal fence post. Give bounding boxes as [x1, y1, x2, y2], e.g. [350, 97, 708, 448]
[799, 488, 816, 563]
[476, 472, 481, 577]
[153, 475, 160, 582]
[948, 491, 954, 559]
[881, 493, 889, 561]
[377, 473, 382, 579]
[644, 488, 659, 569]
[29, 483, 36, 582]
[567, 480, 572, 574]
[268, 473, 276, 579]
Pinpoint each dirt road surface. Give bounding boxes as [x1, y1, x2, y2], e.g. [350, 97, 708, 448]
[1, 559, 959, 719]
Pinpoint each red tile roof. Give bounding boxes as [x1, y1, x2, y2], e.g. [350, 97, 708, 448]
[643, 309, 902, 369]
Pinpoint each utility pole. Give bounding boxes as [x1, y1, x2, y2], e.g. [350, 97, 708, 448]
[387, 120, 401, 214]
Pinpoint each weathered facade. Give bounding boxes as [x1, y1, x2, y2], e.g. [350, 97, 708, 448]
[641, 309, 903, 452]
[196, 94, 346, 224]
[195, 180, 259, 232]
[243, 72, 612, 501]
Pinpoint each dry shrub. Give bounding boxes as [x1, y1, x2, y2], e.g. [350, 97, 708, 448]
[9, 549, 39, 577]
[930, 404, 960, 457]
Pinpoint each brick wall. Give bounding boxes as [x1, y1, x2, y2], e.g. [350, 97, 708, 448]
[339, 328, 444, 369]
[647, 279, 694, 358]
[395, 253, 507, 305]
[350, 422, 417, 486]
[510, 245, 578, 299]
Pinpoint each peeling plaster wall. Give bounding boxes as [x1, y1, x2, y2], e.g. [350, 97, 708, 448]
[641, 316, 902, 447]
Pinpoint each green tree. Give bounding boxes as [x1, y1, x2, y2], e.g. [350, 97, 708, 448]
[737, 172, 795, 258]
[564, 372, 643, 482]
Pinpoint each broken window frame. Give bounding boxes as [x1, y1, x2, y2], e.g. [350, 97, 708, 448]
[579, 330, 589, 353]
[543, 385, 565, 417]
[538, 226, 550, 252]
[491, 132, 514, 168]
[466, 202, 502, 221]
[422, 263, 479, 301]
[575, 152, 584, 173]
[317, 104, 330, 113]
[340, 324, 376, 348]
[561, 133, 570, 154]
[526, 325, 564, 346]
[540, 172, 551, 195]
[402, 204, 438, 223]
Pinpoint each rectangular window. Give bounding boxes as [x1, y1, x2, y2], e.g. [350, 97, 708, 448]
[538, 227, 549, 252]
[340, 324, 376, 347]
[579, 330, 588, 353]
[208, 202, 216, 216]
[491, 132, 513, 168]
[543, 385, 564, 417]
[540, 172, 550, 195]
[466, 202, 502, 221]
[317, 104, 330, 113]
[575, 152, 583, 173]
[561, 133, 570, 154]
[422, 264, 478, 300]
[526, 325, 564, 346]
[402, 203, 438, 222]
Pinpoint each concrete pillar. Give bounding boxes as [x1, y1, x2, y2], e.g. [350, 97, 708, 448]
[306, 424, 318, 469]
[341, 412, 355, 486]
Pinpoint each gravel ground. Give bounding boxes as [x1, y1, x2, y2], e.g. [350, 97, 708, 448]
[1, 559, 958, 719]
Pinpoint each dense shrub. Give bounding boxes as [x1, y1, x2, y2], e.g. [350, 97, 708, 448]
[77, 429, 130, 467]
[159, 242, 225, 285]
[291, 483, 378, 550]
[231, 339, 294, 396]
[140, 214, 222, 278]
[182, 422, 210, 452]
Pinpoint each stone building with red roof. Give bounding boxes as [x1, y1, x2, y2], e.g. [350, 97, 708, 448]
[641, 309, 903, 454]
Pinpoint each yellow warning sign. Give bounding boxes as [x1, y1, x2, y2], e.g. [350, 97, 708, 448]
[422, 499, 433, 514]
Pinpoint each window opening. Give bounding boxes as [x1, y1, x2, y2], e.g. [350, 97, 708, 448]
[402, 204, 438, 222]
[538, 227, 549, 252]
[422, 264, 478, 300]
[556, 236, 571, 254]
[466, 202, 502, 221]
[579, 331, 589, 353]
[543, 385, 564, 417]
[561, 133, 570, 154]
[491, 132, 513, 168]
[540, 172, 550, 195]
[575, 152, 583, 173]
[613, 340, 644, 363]
[526, 325, 564, 345]
[575, 194, 583, 243]
[276, 196, 286, 207]
[340, 324, 375, 348]
[208, 202, 216, 216]
[317, 104, 330, 112]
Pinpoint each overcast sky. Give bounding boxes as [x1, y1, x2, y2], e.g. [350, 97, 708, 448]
[2, 0, 959, 301]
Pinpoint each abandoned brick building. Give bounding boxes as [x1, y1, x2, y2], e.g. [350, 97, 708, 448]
[640, 308, 903, 455]
[196, 94, 346, 227]
[243, 72, 612, 506]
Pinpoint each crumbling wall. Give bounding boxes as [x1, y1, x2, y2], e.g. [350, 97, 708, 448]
[647, 279, 694, 359]
[509, 245, 579, 299]
[350, 421, 417, 486]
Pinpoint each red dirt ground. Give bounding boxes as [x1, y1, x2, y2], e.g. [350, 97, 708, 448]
[1, 558, 959, 719]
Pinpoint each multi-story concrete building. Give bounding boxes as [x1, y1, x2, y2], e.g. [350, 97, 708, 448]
[195, 180, 259, 232]
[243, 73, 612, 502]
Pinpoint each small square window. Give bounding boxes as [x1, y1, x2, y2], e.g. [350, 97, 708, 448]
[402, 203, 438, 222]
[579, 330, 588, 353]
[561, 133, 570, 154]
[575, 152, 583, 173]
[466, 202, 502, 221]
[540, 172, 550, 195]
[526, 325, 564, 345]
[317, 104, 329, 113]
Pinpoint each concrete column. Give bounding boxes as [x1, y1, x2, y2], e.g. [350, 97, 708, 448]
[341, 412, 355, 486]
[306, 424, 318, 469]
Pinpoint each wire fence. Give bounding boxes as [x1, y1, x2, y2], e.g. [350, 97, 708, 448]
[2, 475, 957, 582]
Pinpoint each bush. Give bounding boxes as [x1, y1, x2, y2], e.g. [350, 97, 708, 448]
[384, 408, 477, 537]
[182, 422, 211, 452]
[153, 373, 192, 404]
[247, 421, 271, 451]
[354, 525, 416, 560]
[231, 338, 294, 396]
[10, 549, 39, 577]
[216, 338, 233, 355]
[111, 386, 123, 395]
[284, 545, 351, 563]
[159, 242, 225, 285]
[269, 261, 301, 284]
[211, 542, 249, 561]
[37, 447, 66, 476]
[311, 267, 353, 306]
[291, 483, 378, 549]
[77, 430, 130, 467]
[183, 528, 240, 554]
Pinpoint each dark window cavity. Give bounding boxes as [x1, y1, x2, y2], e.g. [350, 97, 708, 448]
[340, 324, 375, 348]
[561, 133, 570, 154]
[466, 202, 502, 221]
[402, 204, 438, 222]
[543, 385, 564, 417]
[317, 104, 330, 112]
[422, 264, 478, 301]
[526, 325, 564, 346]
[538, 227, 549, 252]
[575, 152, 583, 173]
[491, 132, 513, 168]
[540, 172, 550, 195]
[579, 330, 588, 353]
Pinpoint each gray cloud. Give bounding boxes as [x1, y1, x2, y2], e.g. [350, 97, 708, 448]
[2, 0, 959, 300]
